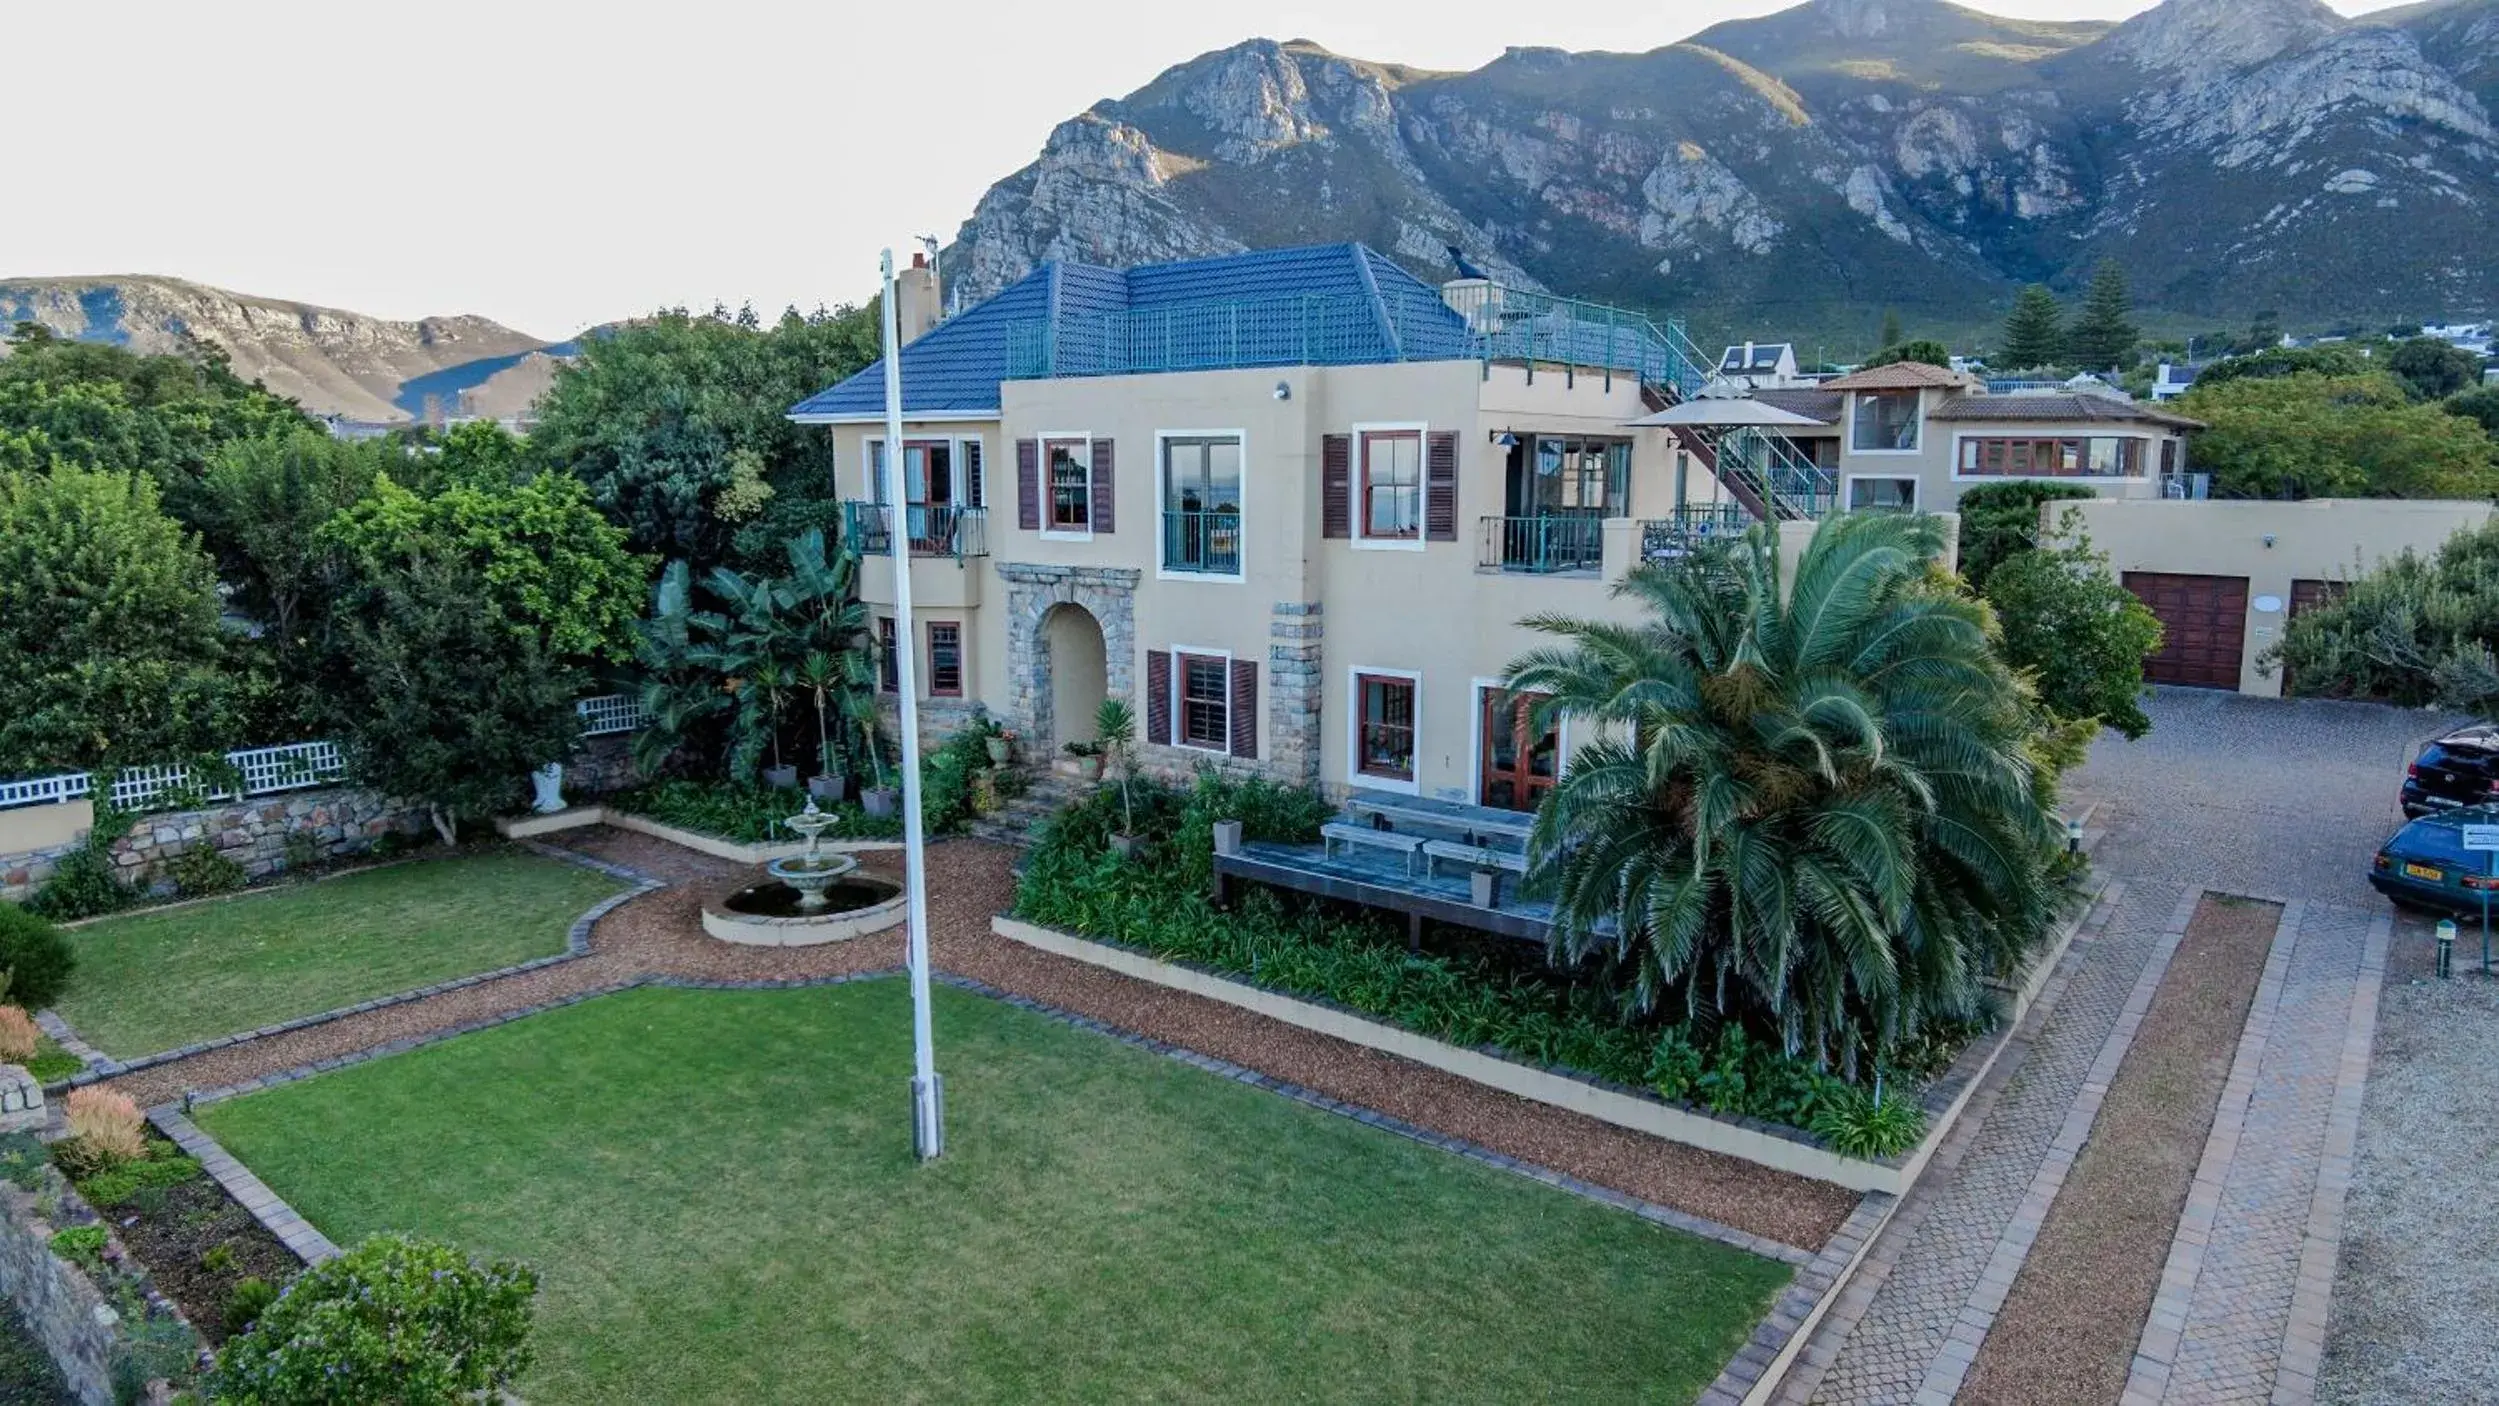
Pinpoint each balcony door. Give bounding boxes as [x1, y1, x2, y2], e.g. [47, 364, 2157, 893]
[1478, 687, 1557, 813]
[872, 438, 979, 555]
[1162, 436, 1242, 575]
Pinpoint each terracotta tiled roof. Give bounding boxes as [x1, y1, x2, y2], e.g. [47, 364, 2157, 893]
[1751, 388, 1843, 425]
[1929, 394, 2203, 430]
[1818, 362, 1977, 392]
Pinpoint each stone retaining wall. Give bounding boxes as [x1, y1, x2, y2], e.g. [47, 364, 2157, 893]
[1, 735, 643, 905]
[0, 1166, 202, 1406]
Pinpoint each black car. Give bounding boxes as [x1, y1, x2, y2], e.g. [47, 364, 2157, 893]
[2402, 723, 2499, 817]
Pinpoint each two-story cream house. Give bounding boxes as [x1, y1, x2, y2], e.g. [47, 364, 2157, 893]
[786, 245, 2207, 806]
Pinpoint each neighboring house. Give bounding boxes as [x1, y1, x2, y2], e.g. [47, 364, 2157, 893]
[2150, 361, 2203, 402]
[1715, 341, 1800, 389]
[789, 243, 1740, 808]
[1752, 361, 2201, 518]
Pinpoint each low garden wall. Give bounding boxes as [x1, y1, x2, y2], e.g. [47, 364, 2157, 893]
[991, 872, 2107, 1196]
[0, 736, 642, 905]
[0, 1162, 202, 1405]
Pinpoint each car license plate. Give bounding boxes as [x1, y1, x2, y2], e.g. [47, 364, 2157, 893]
[2406, 862, 2444, 880]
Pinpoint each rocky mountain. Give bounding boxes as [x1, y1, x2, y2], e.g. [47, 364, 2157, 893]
[0, 276, 555, 422]
[945, 0, 2499, 346]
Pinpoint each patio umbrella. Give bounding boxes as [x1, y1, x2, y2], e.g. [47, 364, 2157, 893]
[1623, 398, 1826, 429]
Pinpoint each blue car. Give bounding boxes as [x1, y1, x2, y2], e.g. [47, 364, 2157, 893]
[2370, 805, 2499, 913]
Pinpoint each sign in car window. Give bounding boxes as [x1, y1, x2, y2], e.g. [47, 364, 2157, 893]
[2464, 826, 2499, 851]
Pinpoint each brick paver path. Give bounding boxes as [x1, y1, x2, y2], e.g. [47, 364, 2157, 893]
[1788, 691, 2432, 1405]
[2124, 901, 2388, 1405]
[1787, 881, 2190, 1405]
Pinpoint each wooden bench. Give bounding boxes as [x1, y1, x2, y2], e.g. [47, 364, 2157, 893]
[1322, 822, 1427, 872]
[1422, 839, 1527, 877]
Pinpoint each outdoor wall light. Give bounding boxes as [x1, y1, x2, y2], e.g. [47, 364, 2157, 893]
[1491, 429, 1519, 448]
[2262, 533, 2277, 548]
[1272, 381, 1291, 401]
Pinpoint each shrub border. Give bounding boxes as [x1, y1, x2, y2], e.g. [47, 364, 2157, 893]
[991, 868, 2113, 1196]
[38, 843, 662, 1089]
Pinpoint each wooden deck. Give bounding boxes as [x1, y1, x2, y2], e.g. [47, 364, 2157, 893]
[1214, 839, 1557, 945]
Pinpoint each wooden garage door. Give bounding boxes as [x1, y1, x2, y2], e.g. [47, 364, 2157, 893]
[2124, 572, 2249, 690]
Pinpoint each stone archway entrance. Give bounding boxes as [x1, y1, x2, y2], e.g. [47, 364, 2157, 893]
[1044, 604, 1108, 751]
[997, 563, 1140, 755]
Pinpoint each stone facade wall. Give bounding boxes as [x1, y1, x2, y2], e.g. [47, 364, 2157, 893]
[1266, 601, 1324, 788]
[0, 1167, 200, 1406]
[998, 562, 1141, 751]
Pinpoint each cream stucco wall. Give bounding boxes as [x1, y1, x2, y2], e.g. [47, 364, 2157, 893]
[2051, 497, 2496, 697]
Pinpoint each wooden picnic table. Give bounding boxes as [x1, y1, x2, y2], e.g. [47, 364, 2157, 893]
[1342, 792, 1534, 846]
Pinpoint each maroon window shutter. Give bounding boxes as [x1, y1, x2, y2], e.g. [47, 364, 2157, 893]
[1229, 659, 1259, 760]
[1322, 434, 1352, 539]
[1090, 438, 1116, 534]
[1426, 431, 1459, 542]
[1145, 650, 1171, 746]
[1016, 439, 1040, 531]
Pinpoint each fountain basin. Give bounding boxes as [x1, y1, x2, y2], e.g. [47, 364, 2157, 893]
[701, 871, 906, 947]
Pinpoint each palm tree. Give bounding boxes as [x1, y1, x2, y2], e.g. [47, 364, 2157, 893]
[1504, 512, 2061, 1073]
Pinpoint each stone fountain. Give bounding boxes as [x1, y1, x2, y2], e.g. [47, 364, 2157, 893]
[699, 798, 906, 946]
[764, 798, 856, 909]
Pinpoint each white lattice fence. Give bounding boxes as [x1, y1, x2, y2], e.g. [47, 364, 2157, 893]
[0, 698, 646, 813]
[0, 774, 91, 811]
[575, 694, 650, 736]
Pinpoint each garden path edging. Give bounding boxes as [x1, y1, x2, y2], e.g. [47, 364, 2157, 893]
[989, 875, 2106, 1197]
[495, 806, 903, 863]
[40, 845, 663, 1091]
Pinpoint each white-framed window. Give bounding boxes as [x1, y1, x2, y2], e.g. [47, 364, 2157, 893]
[1850, 391, 1921, 453]
[1041, 434, 1092, 536]
[1347, 666, 1422, 793]
[1158, 430, 1245, 580]
[1845, 476, 1918, 513]
[1171, 647, 1232, 752]
[1353, 423, 1427, 549]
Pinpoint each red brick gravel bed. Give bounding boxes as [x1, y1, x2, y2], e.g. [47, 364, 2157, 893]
[105, 826, 1855, 1252]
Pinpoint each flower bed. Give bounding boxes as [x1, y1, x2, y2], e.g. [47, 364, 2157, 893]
[611, 727, 1010, 846]
[1012, 775, 1960, 1155]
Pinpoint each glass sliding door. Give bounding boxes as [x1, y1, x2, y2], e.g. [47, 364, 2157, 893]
[1162, 436, 1242, 574]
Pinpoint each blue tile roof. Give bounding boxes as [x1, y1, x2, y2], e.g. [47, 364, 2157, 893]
[787, 243, 1481, 422]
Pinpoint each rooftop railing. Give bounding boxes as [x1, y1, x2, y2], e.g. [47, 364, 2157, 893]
[1005, 280, 1709, 397]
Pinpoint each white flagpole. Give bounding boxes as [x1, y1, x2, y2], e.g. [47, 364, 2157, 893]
[879, 248, 944, 1160]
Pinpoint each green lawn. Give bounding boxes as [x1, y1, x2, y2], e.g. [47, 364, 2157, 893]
[55, 852, 624, 1058]
[199, 981, 1788, 1404]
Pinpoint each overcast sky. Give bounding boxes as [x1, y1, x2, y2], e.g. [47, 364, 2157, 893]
[7, 0, 2411, 339]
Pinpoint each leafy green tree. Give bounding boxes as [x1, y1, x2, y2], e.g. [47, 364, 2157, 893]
[2065, 260, 2139, 371]
[0, 328, 311, 510]
[318, 552, 586, 844]
[1504, 514, 2062, 1071]
[2238, 309, 2284, 355]
[2446, 385, 2499, 439]
[2388, 337, 2485, 401]
[323, 473, 644, 664]
[529, 304, 879, 572]
[194, 428, 386, 652]
[2192, 344, 2370, 388]
[0, 467, 243, 773]
[1954, 481, 2101, 589]
[2266, 516, 2499, 708]
[1861, 339, 1953, 370]
[1999, 284, 2066, 370]
[1878, 309, 1904, 350]
[2180, 372, 2499, 500]
[1983, 523, 2164, 739]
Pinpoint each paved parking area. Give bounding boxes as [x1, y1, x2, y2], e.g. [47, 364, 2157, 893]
[1791, 690, 2449, 1404]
